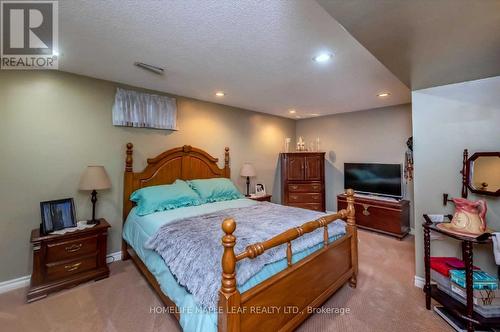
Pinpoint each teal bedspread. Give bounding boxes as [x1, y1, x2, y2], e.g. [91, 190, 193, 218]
[123, 198, 345, 332]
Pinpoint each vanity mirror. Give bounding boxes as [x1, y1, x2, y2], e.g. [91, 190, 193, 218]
[462, 149, 500, 197]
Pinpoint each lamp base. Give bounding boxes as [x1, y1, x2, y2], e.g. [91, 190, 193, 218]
[246, 176, 250, 197]
[87, 190, 99, 225]
[86, 219, 100, 225]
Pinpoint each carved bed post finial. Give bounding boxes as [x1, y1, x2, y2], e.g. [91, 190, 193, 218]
[221, 218, 237, 294]
[122, 142, 134, 261]
[126, 143, 134, 172]
[224, 147, 230, 178]
[225, 147, 230, 167]
[219, 218, 241, 332]
[345, 188, 358, 288]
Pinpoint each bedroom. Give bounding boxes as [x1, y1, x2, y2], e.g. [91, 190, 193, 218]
[0, 1, 499, 332]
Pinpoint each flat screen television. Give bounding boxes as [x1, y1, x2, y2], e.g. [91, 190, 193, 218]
[344, 163, 402, 198]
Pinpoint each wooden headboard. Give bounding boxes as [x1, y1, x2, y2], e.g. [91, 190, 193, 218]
[122, 143, 230, 223]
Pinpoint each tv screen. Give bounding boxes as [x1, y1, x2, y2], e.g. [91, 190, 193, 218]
[344, 163, 402, 198]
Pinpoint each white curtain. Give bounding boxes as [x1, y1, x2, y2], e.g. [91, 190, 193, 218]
[112, 88, 177, 130]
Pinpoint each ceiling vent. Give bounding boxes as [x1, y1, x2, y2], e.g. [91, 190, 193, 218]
[134, 62, 164, 75]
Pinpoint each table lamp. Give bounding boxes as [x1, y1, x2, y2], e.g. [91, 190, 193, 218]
[240, 163, 256, 197]
[79, 166, 112, 224]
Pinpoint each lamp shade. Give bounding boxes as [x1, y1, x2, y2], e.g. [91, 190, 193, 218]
[79, 166, 112, 191]
[240, 163, 256, 177]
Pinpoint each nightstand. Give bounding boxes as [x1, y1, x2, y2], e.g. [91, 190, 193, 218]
[249, 194, 272, 202]
[27, 219, 111, 302]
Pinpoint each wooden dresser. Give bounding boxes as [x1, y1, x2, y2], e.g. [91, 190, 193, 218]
[337, 194, 410, 239]
[280, 152, 326, 212]
[27, 219, 110, 302]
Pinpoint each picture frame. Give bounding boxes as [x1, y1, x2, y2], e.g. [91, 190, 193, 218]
[40, 198, 77, 234]
[255, 183, 266, 197]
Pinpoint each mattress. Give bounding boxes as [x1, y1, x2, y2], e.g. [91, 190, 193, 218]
[123, 198, 345, 332]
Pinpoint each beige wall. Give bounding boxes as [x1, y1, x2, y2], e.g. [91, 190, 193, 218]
[0, 71, 295, 282]
[413, 76, 500, 278]
[295, 104, 413, 224]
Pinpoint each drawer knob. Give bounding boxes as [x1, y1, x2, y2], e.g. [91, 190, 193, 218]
[290, 185, 298, 190]
[313, 195, 319, 200]
[64, 262, 82, 272]
[65, 243, 83, 253]
[290, 195, 298, 200]
[362, 204, 370, 216]
[313, 186, 320, 190]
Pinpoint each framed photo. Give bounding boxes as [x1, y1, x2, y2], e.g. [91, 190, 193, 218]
[40, 198, 77, 234]
[255, 183, 266, 197]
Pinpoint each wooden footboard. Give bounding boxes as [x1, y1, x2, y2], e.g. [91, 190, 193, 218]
[218, 189, 357, 332]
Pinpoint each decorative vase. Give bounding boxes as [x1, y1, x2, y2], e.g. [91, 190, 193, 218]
[284, 138, 291, 152]
[297, 137, 305, 151]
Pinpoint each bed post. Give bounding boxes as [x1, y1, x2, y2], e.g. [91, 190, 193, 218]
[122, 143, 134, 261]
[346, 188, 358, 288]
[218, 218, 241, 332]
[224, 147, 230, 178]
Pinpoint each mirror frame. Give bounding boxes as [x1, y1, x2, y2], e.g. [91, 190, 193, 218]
[461, 149, 500, 198]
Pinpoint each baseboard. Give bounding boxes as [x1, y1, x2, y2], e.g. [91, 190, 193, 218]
[0, 275, 31, 294]
[0, 251, 122, 295]
[409, 227, 415, 235]
[106, 250, 122, 264]
[414, 275, 425, 288]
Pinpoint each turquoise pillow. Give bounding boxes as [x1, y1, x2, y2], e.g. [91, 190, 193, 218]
[187, 178, 244, 203]
[130, 180, 202, 216]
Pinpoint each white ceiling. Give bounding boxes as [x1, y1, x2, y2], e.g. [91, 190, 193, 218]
[318, 0, 500, 90]
[58, 0, 410, 119]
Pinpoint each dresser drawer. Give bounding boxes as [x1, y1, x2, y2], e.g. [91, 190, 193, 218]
[288, 192, 322, 203]
[288, 183, 322, 192]
[289, 203, 323, 211]
[46, 255, 97, 282]
[46, 235, 98, 263]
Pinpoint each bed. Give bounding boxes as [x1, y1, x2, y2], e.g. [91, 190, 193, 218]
[121, 143, 358, 332]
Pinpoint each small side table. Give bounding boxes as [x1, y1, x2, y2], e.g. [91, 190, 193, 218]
[249, 194, 272, 202]
[27, 219, 111, 302]
[423, 214, 500, 331]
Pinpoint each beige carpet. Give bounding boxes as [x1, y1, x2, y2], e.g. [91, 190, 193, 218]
[0, 230, 451, 331]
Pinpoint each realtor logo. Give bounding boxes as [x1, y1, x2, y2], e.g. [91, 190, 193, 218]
[1, 1, 58, 69]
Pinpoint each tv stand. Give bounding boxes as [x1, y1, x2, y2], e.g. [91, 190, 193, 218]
[337, 193, 410, 239]
[354, 193, 400, 202]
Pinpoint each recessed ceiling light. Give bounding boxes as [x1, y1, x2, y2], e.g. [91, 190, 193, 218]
[310, 113, 320, 117]
[215, 91, 225, 97]
[288, 108, 297, 114]
[377, 92, 390, 97]
[313, 52, 333, 63]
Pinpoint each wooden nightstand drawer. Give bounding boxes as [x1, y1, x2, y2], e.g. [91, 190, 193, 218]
[28, 219, 110, 303]
[46, 255, 97, 282]
[46, 235, 98, 263]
